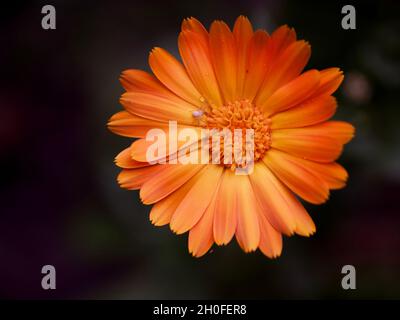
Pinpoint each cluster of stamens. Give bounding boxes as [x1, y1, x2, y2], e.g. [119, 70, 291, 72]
[196, 100, 271, 168]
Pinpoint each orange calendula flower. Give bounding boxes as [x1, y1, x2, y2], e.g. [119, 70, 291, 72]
[108, 16, 354, 258]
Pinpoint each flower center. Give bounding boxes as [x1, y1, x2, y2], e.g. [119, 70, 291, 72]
[196, 100, 271, 167]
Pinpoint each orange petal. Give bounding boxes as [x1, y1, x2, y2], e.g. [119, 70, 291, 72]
[255, 40, 311, 105]
[257, 209, 283, 258]
[213, 169, 237, 245]
[233, 16, 253, 98]
[188, 185, 219, 257]
[311, 68, 344, 98]
[149, 47, 203, 107]
[117, 165, 161, 190]
[276, 154, 349, 190]
[249, 162, 316, 236]
[274, 120, 354, 146]
[119, 69, 171, 95]
[262, 69, 320, 116]
[108, 111, 170, 138]
[120, 92, 197, 125]
[267, 25, 297, 58]
[131, 138, 165, 163]
[170, 165, 223, 234]
[250, 163, 295, 235]
[115, 145, 151, 168]
[254, 25, 297, 92]
[178, 30, 223, 107]
[317, 121, 355, 144]
[271, 95, 337, 129]
[209, 21, 237, 103]
[271, 123, 349, 162]
[263, 149, 330, 204]
[287, 202, 316, 237]
[130, 127, 202, 163]
[140, 164, 205, 204]
[150, 170, 202, 226]
[242, 30, 270, 101]
[311, 161, 348, 190]
[256, 25, 296, 80]
[235, 176, 260, 252]
[181, 17, 209, 45]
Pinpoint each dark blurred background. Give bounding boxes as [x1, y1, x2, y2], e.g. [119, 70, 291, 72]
[1, 0, 400, 299]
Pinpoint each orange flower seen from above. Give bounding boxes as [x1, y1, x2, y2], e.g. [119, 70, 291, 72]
[108, 16, 355, 258]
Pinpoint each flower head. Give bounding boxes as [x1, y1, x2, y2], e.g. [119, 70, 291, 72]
[108, 16, 354, 258]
